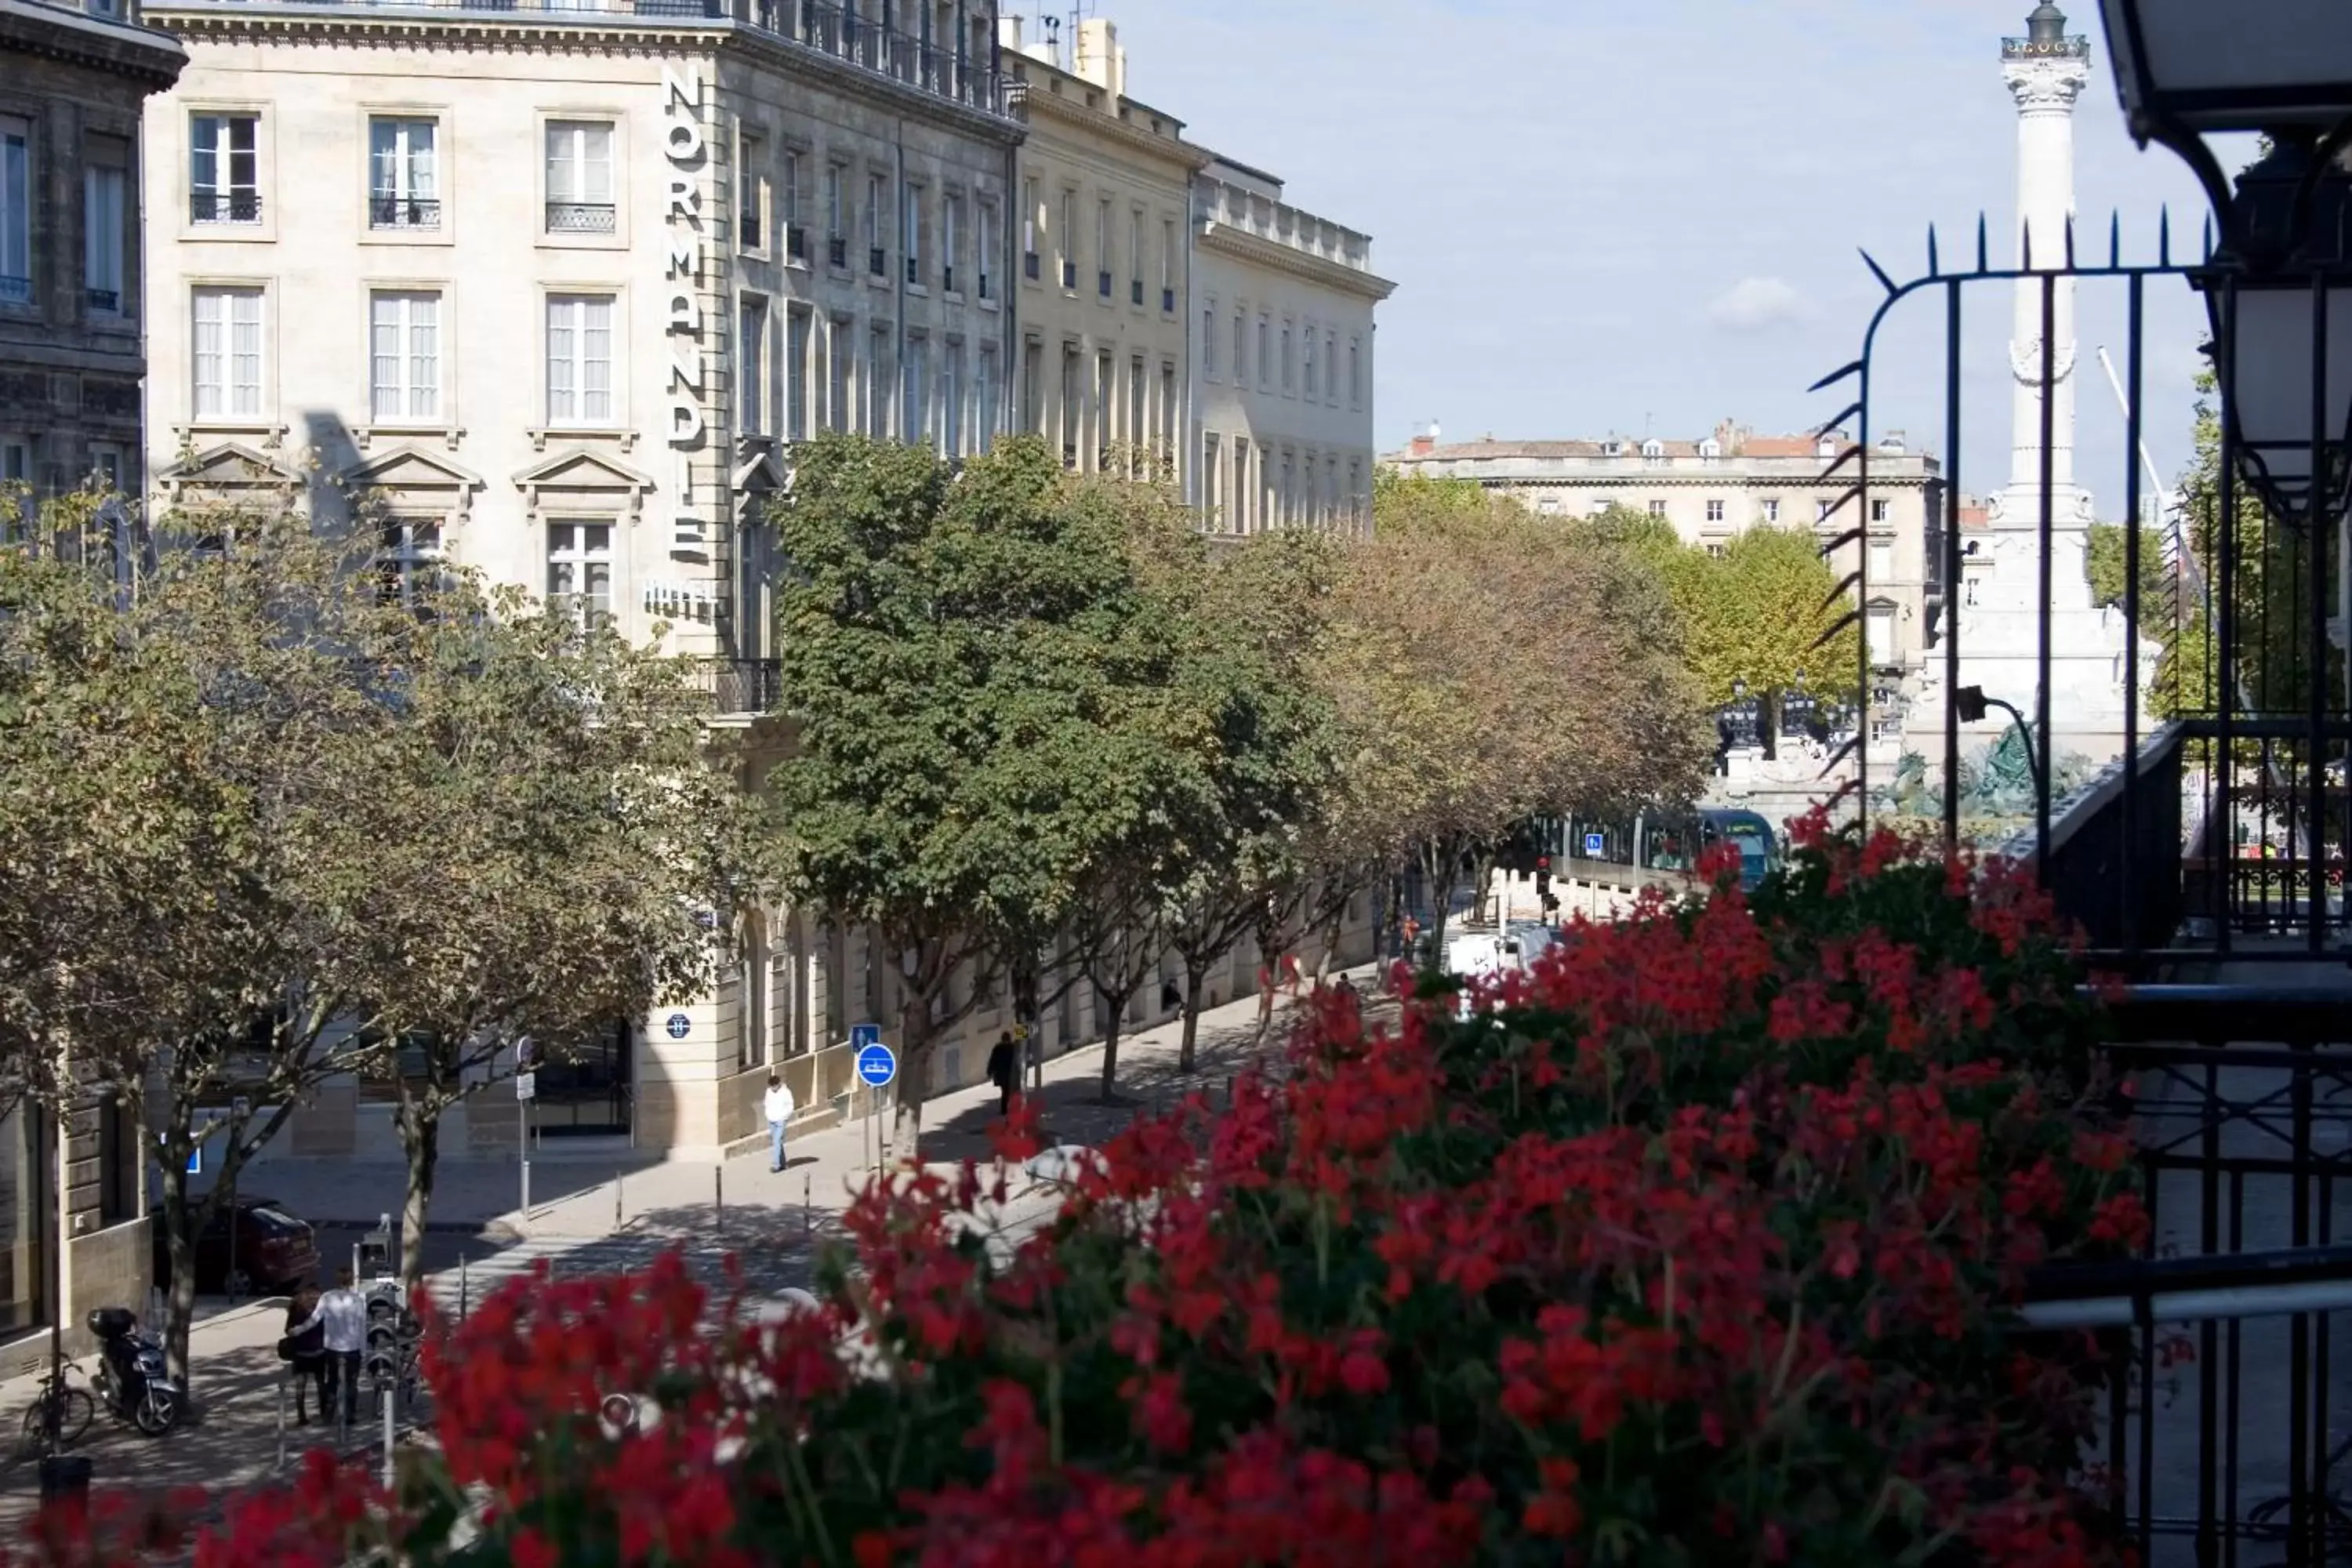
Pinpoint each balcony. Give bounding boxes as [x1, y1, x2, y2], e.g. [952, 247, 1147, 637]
[190, 191, 260, 224]
[867, 246, 885, 278]
[688, 658, 782, 718]
[369, 194, 442, 230]
[83, 287, 119, 312]
[546, 201, 616, 234]
[0, 275, 28, 306]
[786, 225, 808, 263]
[826, 234, 847, 269]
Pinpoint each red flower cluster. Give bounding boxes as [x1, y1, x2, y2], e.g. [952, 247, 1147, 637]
[2, 823, 2145, 1566]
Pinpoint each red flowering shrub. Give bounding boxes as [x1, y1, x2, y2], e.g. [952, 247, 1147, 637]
[6, 821, 2143, 1566]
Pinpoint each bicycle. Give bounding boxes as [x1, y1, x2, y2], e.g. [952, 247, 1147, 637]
[13, 1363, 95, 1462]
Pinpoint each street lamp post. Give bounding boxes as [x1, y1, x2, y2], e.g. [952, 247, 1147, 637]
[2097, 2, 2352, 944]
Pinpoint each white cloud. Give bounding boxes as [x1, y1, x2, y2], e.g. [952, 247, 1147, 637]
[1708, 277, 1814, 332]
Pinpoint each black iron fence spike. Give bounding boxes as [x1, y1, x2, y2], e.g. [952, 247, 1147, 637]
[2064, 213, 2077, 268]
[1859, 248, 1897, 297]
[2158, 205, 2172, 267]
[1817, 401, 1863, 437]
[1806, 359, 1864, 394]
[2108, 209, 2122, 269]
[2022, 219, 2033, 273]
[1927, 223, 1940, 278]
[1976, 212, 1990, 274]
[2201, 211, 2214, 263]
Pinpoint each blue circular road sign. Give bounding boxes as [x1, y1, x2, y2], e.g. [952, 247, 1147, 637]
[665, 1012, 691, 1040]
[855, 1043, 898, 1087]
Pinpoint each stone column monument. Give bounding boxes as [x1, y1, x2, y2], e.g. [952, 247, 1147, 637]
[1909, 3, 2157, 776]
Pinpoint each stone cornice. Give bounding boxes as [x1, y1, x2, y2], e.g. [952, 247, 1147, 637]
[1011, 82, 1210, 177]
[0, 0, 184, 89]
[1198, 220, 1394, 303]
[1457, 470, 1940, 492]
[142, 5, 1023, 142]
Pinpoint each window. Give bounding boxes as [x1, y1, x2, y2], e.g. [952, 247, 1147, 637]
[827, 315, 851, 430]
[786, 307, 811, 440]
[1303, 328, 1316, 399]
[975, 198, 996, 299]
[1348, 339, 1363, 408]
[368, 291, 441, 422]
[545, 520, 613, 628]
[1021, 176, 1039, 276]
[96, 1091, 132, 1228]
[902, 180, 924, 286]
[1705, 499, 1725, 524]
[1128, 207, 1143, 304]
[865, 171, 886, 275]
[1866, 602, 1898, 667]
[545, 121, 614, 232]
[903, 332, 927, 442]
[1590, 497, 1615, 514]
[1058, 188, 1076, 288]
[1869, 536, 1896, 583]
[1232, 312, 1247, 384]
[781, 149, 803, 260]
[1325, 329, 1339, 405]
[1324, 456, 1337, 521]
[1058, 343, 1080, 461]
[1280, 450, 1295, 523]
[83, 162, 127, 313]
[366, 118, 437, 234]
[545, 294, 615, 423]
[87, 444, 122, 491]
[867, 322, 891, 435]
[379, 517, 442, 609]
[1203, 303, 1217, 378]
[737, 924, 768, 1073]
[738, 296, 767, 435]
[942, 191, 962, 293]
[976, 344, 997, 451]
[1127, 356, 1144, 463]
[1257, 318, 1270, 390]
[738, 133, 763, 251]
[1020, 336, 1041, 434]
[1232, 437, 1250, 531]
[0, 117, 26, 303]
[943, 339, 964, 455]
[191, 287, 263, 418]
[191, 113, 260, 223]
[824, 162, 845, 266]
[1762, 498, 1781, 523]
[1204, 434, 1223, 524]
[1280, 325, 1294, 394]
[1816, 499, 1835, 524]
[1095, 198, 1112, 298]
[1160, 361, 1176, 456]
[1871, 497, 1891, 524]
[1647, 499, 1668, 517]
[0, 434, 27, 484]
[1347, 459, 1361, 518]
[1094, 350, 1113, 464]
[1161, 218, 1176, 312]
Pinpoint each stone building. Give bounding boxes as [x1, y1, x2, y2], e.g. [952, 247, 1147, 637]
[1193, 154, 1392, 535]
[1381, 422, 1949, 689]
[0, 0, 183, 496]
[0, 0, 183, 1364]
[138, 0, 1024, 1160]
[1000, 13, 1203, 483]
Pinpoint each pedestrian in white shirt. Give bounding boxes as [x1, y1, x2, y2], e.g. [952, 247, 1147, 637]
[290, 1267, 368, 1428]
[764, 1073, 796, 1173]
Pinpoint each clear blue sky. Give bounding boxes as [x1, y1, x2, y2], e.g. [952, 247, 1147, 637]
[1069, 0, 2250, 517]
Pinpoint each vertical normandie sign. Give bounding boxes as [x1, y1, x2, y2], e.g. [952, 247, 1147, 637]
[662, 62, 713, 552]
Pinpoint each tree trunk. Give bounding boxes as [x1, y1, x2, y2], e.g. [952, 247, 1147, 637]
[155, 1152, 199, 1384]
[1177, 964, 1207, 1073]
[397, 1103, 440, 1294]
[891, 992, 931, 1160]
[1098, 982, 1125, 1102]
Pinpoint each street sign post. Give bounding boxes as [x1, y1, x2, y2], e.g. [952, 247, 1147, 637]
[852, 1027, 895, 1174]
[516, 1072, 537, 1102]
[1582, 830, 1606, 857]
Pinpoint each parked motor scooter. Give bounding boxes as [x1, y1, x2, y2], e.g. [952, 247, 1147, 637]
[86, 1308, 183, 1436]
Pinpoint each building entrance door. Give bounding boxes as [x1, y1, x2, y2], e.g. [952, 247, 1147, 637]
[534, 1021, 633, 1138]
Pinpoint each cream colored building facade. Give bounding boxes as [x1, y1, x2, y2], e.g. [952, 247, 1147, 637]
[139, 0, 1028, 1160]
[998, 15, 1201, 483]
[1194, 155, 1391, 537]
[1382, 423, 1949, 687]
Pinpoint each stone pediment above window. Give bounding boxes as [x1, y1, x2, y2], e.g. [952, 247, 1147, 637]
[512, 446, 656, 526]
[732, 447, 786, 496]
[157, 441, 307, 511]
[334, 445, 486, 521]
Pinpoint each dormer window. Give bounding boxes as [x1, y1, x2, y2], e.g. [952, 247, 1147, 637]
[1602, 439, 1625, 458]
[1817, 434, 1840, 459]
[1698, 438, 1722, 460]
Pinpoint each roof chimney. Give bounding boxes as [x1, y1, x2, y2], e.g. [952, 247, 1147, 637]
[996, 13, 1022, 53]
[1075, 17, 1118, 92]
[1407, 432, 1435, 458]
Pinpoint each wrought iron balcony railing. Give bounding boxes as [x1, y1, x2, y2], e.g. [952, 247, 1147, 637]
[1023, 251, 1040, 281]
[191, 191, 260, 223]
[369, 194, 441, 230]
[826, 234, 847, 269]
[0, 275, 27, 306]
[689, 658, 783, 717]
[786, 224, 808, 263]
[84, 287, 119, 312]
[546, 201, 616, 234]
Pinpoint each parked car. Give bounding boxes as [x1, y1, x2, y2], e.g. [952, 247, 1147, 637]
[150, 1196, 322, 1295]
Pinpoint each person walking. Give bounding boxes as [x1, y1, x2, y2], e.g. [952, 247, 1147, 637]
[287, 1267, 367, 1432]
[986, 1031, 1020, 1119]
[764, 1071, 796, 1173]
[279, 1282, 328, 1426]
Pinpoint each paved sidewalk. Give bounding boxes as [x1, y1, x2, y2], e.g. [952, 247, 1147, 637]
[0, 972, 1379, 1527]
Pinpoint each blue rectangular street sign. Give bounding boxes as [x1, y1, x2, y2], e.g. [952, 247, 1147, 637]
[1582, 831, 1606, 856]
[851, 1023, 880, 1051]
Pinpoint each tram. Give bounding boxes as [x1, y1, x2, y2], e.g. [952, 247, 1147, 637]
[1539, 807, 1784, 893]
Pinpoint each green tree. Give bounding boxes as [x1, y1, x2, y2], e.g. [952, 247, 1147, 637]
[771, 435, 1211, 1146]
[2085, 521, 2173, 617]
